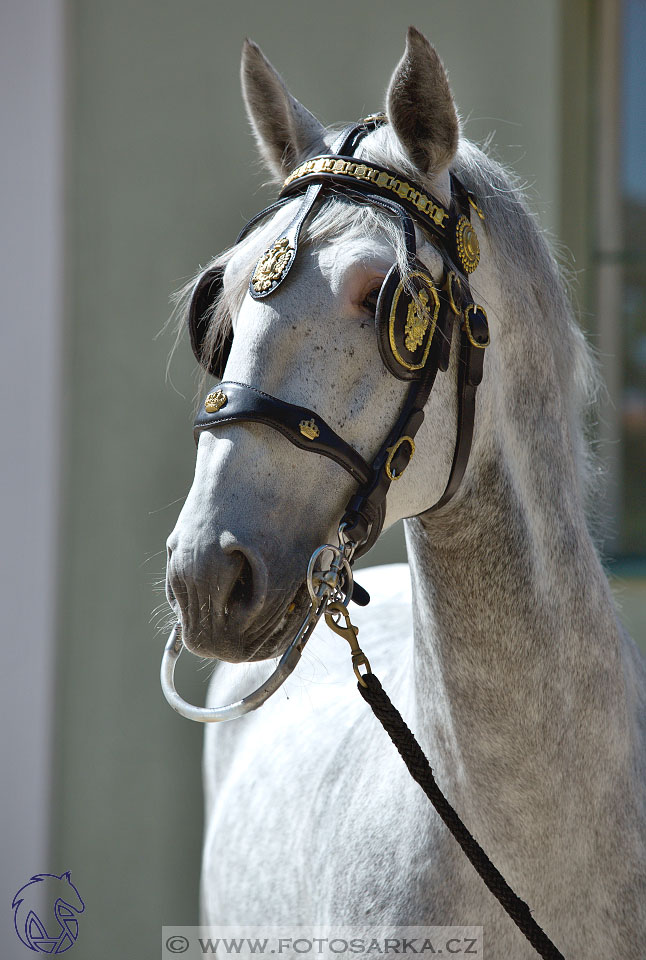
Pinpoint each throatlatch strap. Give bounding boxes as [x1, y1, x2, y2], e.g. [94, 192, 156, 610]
[422, 176, 486, 516]
[358, 674, 566, 960]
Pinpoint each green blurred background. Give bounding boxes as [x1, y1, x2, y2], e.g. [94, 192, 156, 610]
[2, 1, 645, 957]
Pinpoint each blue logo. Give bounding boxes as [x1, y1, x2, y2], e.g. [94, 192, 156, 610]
[12, 872, 85, 954]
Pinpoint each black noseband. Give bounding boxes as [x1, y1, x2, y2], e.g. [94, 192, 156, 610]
[188, 115, 489, 570]
[194, 382, 373, 486]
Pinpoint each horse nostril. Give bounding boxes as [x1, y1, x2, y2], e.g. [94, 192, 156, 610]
[165, 541, 176, 605]
[165, 535, 268, 639]
[226, 551, 254, 615]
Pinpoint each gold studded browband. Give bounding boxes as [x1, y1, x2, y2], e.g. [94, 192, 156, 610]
[240, 116, 484, 301]
[280, 154, 484, 276]
[283, 156, 452, 231]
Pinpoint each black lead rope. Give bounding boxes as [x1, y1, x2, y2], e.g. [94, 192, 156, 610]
[358, 673, 566, 960]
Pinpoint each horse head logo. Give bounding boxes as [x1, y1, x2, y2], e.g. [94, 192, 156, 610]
[12, 872, 85, 954]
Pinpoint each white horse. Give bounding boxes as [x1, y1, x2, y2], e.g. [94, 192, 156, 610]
[165, 28, 646, 957]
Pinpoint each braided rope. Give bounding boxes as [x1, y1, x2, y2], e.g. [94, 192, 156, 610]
[358, 673, 565, 960]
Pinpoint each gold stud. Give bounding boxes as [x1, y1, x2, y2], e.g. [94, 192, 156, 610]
[299, 419, 320, 441]
[205, 389, 227, 413]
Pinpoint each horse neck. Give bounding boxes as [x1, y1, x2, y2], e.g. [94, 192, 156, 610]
[402, 281, 637, 855]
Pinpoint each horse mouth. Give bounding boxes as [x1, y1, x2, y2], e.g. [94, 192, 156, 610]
[176, 580, 311, 663]
[236, 580, 311, 661]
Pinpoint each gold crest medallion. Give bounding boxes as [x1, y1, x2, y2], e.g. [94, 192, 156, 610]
[251, 237, 294, 293]
[404, 289, 431, 352]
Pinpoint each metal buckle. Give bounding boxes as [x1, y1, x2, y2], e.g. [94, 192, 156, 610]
[444, 270, 462, 317]
[324, 601, 371, 686]
[385, 435, 415, 481]
[463, 304, 490, 349]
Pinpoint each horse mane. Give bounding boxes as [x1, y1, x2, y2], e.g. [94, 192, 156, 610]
[171, 127, 600, 510]
[453, 140, 601, 513]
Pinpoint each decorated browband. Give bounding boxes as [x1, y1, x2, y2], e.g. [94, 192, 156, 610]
[248, 152, 484, 302]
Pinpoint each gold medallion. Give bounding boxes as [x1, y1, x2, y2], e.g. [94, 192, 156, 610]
[251, 237, 294, 293]
[455, 216, 480, 274]
[404, 289, 431, 353]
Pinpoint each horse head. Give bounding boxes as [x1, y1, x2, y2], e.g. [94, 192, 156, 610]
[166, 28, 500, 662]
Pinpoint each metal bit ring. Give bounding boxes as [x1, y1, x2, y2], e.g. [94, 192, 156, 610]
[306, 544, 353, 607]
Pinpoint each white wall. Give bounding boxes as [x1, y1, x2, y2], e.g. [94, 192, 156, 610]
[0, 2, 64, 956]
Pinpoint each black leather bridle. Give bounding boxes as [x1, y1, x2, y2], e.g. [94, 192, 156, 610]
[188, 115, 490, 576]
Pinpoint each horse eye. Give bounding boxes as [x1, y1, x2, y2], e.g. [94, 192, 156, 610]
[361, 286, 381, 316]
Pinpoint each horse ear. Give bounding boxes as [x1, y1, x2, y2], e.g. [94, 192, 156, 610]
[386, 27, 459, 175]
[241, 39, 326, 180]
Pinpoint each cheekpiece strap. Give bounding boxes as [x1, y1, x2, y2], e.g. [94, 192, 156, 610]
[422, 176, 489, 516]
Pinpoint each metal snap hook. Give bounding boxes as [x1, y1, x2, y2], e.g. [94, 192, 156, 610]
[324, 601, 372, 687]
